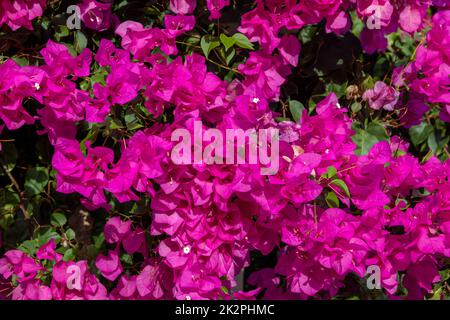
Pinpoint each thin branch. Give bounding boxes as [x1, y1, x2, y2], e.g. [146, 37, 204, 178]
[0, 160, 31, 219]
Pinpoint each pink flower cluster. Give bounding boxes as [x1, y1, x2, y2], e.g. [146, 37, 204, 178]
[238, 0, 449, 55]
[0, 0, 449, 300]
[0, 240, 107, 299]
[393, 10, 450, 127]
[169, 0, 230, 19]
[363, 81, 400, 111]
[0, 0, 46, 30]
[0, 0, 118, 32]
[78, 0, 119, 31]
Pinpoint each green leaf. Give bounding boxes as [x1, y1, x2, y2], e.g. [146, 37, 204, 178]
[325, 191, 340, 208]
[428, 287, 442, 300]
[200, 36, 220, 59]
[80, 79, 89, 91]
[298, 25, 317, 44]
[352, 128, 380, 155]
[185, 36, 201, 46]
[352, 122, 388, 155]
[12, 56, 28, 66]
[438, 136, 450, 157]
[326, 166, 337, 179]
[409, 122, 434, 146]
[427, 132, 438, 154]
[326, 82, 347, 98]
[232, 33, 254, 50]
[331, 179, 351, 198]
[51, 211, 67, 227]
[350, 11, 364, 37]
[351, 102, 362, 113]
[124, 112, 144, 131]
[109, 118, 124, 130]
[63, 248, 76, 261]
[65, 44, 78, 57]
[37, 227, 61, 246]
[0, 143, 18, 174]
[0, 187, 20, 229]
[225, 48, 235, 66]
[124, 113, 136, 125]
[288, 100, 305, 122]
[121, 253, 133, 265]
[219, 34, 236, 51]
[361, 75, 375, 91]
[276, 117, 291, 122]
[366, 121, 389, 141]
[90, 68, 108, 86]
[80, 127, 98, 155]
[74, 30, 88, 53]
[18, 239, 39, 255]
[93, 233, 105, 250]
[24, 167, 49, 197]
[65, 228, 76, 241]
[55, 25, 69, 41]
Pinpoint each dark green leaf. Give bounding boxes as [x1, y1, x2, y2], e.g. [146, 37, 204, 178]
[93, 233, 105, 250]
[0, 143, 18, 174]
[366, 121, 389, 141]
[326, 82, 347, 98]
[24, 167, 49, 197]
[298, 25, 317, 44]
[37, 227, 61, 245]
[51, 211, 67, 227]
[18, 239, 39, 255]
[409, 122, 433, 146]
[325, 191, 340, 208]
[225, 48, 235, 66]
[63, 248, 76, 261]
[288, 100, 305, 122]
[0, 187, 20, 229]
[427, 132, 438, 154]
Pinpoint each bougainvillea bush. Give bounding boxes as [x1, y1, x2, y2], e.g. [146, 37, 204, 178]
[0, 0, 449, 300]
